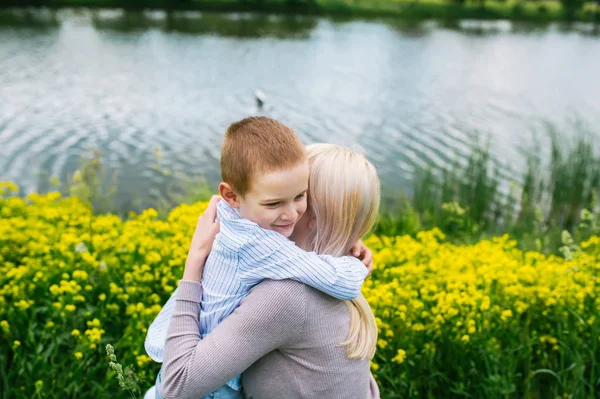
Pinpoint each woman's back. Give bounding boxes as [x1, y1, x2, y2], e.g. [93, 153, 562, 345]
[242, 279, 378, 399]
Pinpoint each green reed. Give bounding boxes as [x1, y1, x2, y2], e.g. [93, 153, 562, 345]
[377, 126, 600, 253]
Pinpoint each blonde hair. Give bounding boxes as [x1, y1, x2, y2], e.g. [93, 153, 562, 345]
[221, 117, 306, 196]
[305, 143, 380, 360]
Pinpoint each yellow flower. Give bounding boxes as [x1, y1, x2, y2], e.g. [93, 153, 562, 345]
[481, 295, 490, 311]
[0, 181, 19, 192]
[540, 335, 558, 345]
[15, 300, 31, 311]
[107, 304, 120, 314]
[145, 251, 162, 264]
[35, 380, 43, 390]
[73, 270, 89, 280]
[87, 318, 101, 328]
[13, 340, 21, 348]
[461, 335, 470, 343]
[0, 320, 9, 334]
[501, 310, 513, 321]
[71, 329, 80, 337]
[136, 354, 151, 367]
[84, 327, 105, 344]
[109, 283, 122, 295]
[74, 352, 83, 360]
[45, 321, 55, 329]
[65, 304, 76, 312]
[392, 349, 406, 364]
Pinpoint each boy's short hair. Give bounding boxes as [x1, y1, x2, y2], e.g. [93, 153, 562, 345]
[221, 116, 306, 196]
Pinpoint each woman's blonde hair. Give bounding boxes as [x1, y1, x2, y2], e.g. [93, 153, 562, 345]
[305, 143, 380, 360]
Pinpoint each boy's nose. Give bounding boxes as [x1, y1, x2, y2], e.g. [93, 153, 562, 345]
[280, 212, 291, 221]
[279, 206, 296, 221]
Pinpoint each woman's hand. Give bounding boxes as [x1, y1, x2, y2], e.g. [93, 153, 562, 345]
[182, 195, 221, 282]
[349, 240, 373, 277]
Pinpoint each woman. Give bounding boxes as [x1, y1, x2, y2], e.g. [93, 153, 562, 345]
[161, 144, 381, 399]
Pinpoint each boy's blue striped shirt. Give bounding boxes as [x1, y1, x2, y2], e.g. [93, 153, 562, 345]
[145, 200, 367, 391]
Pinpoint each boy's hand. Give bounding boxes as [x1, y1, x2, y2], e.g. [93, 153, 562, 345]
[349, 240, 373, 278]
[182, 195, 221, 282]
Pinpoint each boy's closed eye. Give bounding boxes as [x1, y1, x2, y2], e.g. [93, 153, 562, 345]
[263, 192, 306, 208]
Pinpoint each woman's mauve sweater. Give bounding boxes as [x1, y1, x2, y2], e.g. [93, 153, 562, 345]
[161, 279, 380, 399]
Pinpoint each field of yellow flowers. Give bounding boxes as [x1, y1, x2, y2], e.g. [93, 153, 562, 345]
[1, 183, 599, 398]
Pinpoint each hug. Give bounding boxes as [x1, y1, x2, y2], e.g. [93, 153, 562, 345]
[144, 116, 381, 399]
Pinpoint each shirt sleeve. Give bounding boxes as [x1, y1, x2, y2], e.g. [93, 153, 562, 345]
[160, 280, 305, 399]
[144, 289, 179, 362]
[236, 228, 368, 300]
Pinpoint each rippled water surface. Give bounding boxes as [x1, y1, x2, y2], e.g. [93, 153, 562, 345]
[1, 9, 599, 210]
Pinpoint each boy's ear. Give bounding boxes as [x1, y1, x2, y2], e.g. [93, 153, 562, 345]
[219, 182, 241, 209]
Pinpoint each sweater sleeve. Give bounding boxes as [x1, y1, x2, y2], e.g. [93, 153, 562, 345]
[161, 280, 306, 399]
[369, 373, 381, 399]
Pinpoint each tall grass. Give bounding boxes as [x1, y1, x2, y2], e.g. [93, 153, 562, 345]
[376, 126, 600, 253]
[54, 148, 213, 218]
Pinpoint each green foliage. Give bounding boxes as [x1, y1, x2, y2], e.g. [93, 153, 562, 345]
[375, 192, 421, 237]
[381, 127, 600, 255]
[0, 0, 597, 22]
[106, 344, 143, 397]
[559, 0, 586, 17]
[66, 150, 117, 215]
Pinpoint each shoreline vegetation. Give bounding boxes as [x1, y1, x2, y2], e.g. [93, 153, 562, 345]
[377, 128, 600, 254]
[14, 125, 598, 256]
[1, 0, 600, 22]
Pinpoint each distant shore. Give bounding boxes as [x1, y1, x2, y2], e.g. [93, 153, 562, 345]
[1, 0, 599, 22]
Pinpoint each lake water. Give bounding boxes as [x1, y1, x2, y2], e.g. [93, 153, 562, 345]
[1, 8, 599, 210]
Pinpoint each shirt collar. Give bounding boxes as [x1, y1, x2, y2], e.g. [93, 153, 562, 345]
[217, 199, 241, 221]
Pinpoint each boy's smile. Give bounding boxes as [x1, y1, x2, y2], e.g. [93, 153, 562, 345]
[229, 160, 310, 237]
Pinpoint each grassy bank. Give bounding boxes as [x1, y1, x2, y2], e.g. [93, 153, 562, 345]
[1, 187, 599, 397]
[1, 0, 599, 22]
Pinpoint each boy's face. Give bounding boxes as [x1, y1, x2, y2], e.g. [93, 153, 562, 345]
[233, 161, 309, 238]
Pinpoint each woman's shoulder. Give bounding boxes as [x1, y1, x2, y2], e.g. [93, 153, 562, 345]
[245, 280, 351, 323]
[242, 280, 308, 336]
[249, 280, 347, 306]
[248, 279, 307, 303]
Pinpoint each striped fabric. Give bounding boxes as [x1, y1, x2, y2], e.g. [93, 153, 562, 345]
[144, 200, 367, 391]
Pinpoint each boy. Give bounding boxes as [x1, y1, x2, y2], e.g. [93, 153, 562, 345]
[145, 117, 369, 399]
